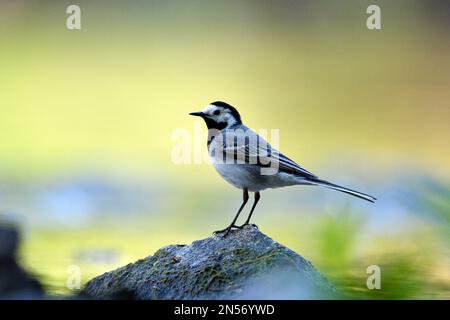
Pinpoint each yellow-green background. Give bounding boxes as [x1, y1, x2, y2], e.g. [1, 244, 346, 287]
[0, 0, 449, 298]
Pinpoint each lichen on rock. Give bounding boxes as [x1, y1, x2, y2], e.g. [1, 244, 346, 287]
[83, 225, 337, 299]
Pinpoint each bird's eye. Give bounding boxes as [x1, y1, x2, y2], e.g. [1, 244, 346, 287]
[213, 110, 220, 116]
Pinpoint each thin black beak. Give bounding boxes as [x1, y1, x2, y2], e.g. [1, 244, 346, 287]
[189, 111, 205, 117]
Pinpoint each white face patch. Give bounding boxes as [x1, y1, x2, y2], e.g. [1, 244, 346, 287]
[201, 104, 217, 114]
[201, 104, 237, 127]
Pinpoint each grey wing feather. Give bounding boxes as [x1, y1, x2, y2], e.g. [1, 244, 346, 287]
[276, 152, 318, 179]
[217, 126, 318, 179]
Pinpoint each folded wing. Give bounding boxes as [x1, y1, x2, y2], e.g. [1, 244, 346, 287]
[212, 127, 318, 179]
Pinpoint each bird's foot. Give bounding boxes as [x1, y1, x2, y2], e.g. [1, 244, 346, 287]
[213, 223, 258, 237]
[237, 223, 258, 229]
[213, 225, 241, 237]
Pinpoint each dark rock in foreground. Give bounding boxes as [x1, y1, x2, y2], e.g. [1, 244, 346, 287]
[83, 225, 337, 299]
[0, 223, 44, 299]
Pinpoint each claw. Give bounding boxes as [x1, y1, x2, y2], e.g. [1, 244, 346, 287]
[213, 224, 242, 237]
[237, 223, 258, 229]
[213, 226, 234, 236]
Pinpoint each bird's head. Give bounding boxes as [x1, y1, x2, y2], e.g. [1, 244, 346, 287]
[189, 101, 242, 130]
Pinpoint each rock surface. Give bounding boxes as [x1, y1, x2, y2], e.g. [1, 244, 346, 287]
[83, 225, 337, 299]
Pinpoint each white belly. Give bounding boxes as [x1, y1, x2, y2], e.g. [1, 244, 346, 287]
[212, 162, 303, 192]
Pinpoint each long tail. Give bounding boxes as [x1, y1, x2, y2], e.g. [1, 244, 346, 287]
[309, 178, 376, 203]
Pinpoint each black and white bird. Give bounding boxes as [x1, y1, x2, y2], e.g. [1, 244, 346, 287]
[190, 101, 376, 236]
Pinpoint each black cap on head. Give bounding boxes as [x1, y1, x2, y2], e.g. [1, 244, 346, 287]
[210, 101, 242, 123]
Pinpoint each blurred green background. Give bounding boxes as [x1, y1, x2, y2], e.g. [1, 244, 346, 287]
[0, 0, 449, 299]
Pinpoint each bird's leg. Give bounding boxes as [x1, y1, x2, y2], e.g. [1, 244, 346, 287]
[238, 191, 260, 228]
[214, 189, 249, 237]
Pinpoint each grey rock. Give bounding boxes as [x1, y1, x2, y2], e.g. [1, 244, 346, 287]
[84, 225, 337, 299]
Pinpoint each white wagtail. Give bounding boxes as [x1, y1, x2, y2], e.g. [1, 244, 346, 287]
[190, 101, 376, 236]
